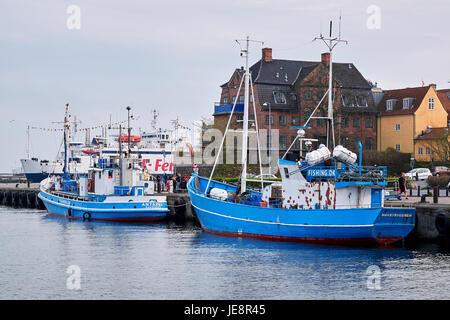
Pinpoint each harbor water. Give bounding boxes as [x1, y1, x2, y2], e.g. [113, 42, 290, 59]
[1, 206, 450, 300]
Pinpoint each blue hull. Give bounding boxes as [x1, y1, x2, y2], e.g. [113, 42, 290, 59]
[188, 175, 415, 246]
[38, 189, 169, 222]
[25, 173, 55, 183]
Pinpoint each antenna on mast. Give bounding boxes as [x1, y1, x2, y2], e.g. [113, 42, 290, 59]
[313, 19, 348, 149]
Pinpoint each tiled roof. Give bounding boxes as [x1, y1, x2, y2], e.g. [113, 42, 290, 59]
[437, 89, 450, 117]
[377, 86, 431, 116]
[415, 127, 449, 140]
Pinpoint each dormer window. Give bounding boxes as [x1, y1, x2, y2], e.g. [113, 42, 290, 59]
[357, 95, 368, 107]
[273, 91, 287, 104]
[402, 97, 414, 109]
[386, 99, 396, 111]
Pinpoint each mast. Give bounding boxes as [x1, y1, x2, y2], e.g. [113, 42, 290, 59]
[63, 103, 71, 175]
[126, 106, 131, 158]
[314, 19, 348, 149]
[240, 36, 250, 192]
[26, 125, 30, 159]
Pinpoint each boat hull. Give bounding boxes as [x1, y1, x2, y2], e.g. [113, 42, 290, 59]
[188, 175, 415, 246]
[38, 189, 169, 223]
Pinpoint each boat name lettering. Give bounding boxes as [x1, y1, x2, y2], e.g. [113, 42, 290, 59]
[307, 169, 336, 177]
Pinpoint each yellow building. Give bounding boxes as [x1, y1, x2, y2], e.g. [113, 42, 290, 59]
[377, 84, 448, 161]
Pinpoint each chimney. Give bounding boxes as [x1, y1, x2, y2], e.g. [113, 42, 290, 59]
[430, 83, 437, 90]
[262, 48, 272, 62]
[321, 52, 330, 67]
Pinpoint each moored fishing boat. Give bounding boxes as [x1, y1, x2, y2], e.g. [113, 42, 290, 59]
[38, 105, 169, 222]
[187, 33, 415, 246]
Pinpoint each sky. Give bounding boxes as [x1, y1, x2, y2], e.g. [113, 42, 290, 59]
[1, 0, 449, 172]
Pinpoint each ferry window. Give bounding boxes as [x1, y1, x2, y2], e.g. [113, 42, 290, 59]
[284, 167, 290, 179]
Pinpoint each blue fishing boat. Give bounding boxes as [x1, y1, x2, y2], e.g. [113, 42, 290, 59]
[187, 35, 415, 246]
[38, 105, 169, 222]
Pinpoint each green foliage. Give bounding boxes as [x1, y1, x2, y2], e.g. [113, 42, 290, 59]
[363, 148, 412, 176]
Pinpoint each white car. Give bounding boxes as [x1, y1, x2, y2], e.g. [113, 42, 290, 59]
[405, 168, 432, 181]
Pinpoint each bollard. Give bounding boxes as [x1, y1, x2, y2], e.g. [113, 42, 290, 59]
[433, 186, 438, 204]
[418, 185, 421, 197]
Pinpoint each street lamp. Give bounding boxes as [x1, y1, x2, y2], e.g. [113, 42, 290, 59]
[262, 102, 272, 174]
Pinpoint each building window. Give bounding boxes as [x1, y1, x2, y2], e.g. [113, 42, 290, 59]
[304, 90, 312, 100]
[386, 99, 396, 111]
[353, 117, 360, 127]
[279, 115, 287, 126]
[341, 95, 349, 106]
[341, 117, 349, 128]
[395, 123, 400, 131]
[250, 94, 253, 103]
[265, 115, 274, 125]
[237, 115, 243, 122]
[341, 136, 349, 147]
[418, 147, 423, 155]
[291, 136, 300, 149]
[239, 95, 244, 103]
[364, 138, 373, 150]
[357, 96, 368, 107]
[395, 144, 400, 151]
[279, 136, 287, 149]
[316, 90, 325, 101]
[291, 116, 299, 125]
[273, 91, 287, 104]
[223, 97, 229, 104]
[403, 97, 414, 109]
[426, 147, 431, 155]
[231, 96, 236, 103]
[429, 98, 435, 110]
[365, 117, 373, 128]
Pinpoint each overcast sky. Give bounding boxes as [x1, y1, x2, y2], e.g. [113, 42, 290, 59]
[1, 0, 449, 172]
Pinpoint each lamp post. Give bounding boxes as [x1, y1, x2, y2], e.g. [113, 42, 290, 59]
[263, 102, 272, 174]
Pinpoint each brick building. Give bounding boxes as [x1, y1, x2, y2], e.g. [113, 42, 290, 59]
[213, 48, 378, 159]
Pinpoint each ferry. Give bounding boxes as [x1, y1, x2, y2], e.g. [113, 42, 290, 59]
[187, 35, 415, 246]
[38, 105, 169, 222]
[21, 108, 192, 182]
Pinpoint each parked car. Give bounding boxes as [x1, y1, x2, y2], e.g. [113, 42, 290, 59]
[431, 166, 450, 176]
[405, 168, 432, 181]
[254, 174, 278, 179]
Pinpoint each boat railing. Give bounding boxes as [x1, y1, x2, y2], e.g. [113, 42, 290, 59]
[45, 189, 94, 202]
[301, 165, 387, 182]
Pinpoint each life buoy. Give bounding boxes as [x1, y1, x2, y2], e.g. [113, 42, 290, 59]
[83, 212, 91, 221]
